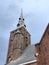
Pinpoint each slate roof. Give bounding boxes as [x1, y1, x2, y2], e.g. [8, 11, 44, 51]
[8, 44, 36, 65]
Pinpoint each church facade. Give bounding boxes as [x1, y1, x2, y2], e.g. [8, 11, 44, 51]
[5, 10, 49, 65]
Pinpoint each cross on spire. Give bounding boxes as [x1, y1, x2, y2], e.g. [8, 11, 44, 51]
[17, 9, 26, 28]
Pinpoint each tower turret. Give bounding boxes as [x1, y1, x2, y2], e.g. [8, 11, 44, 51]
[17, 9, 26, 28]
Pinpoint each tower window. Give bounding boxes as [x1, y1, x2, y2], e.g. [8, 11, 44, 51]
[17, 23, 20, 27]
[26, 37, 28, 40]
[23, 18, 24, 21]
[39, 47, 41, 52]
[19, 18, 21, 20]
[10, 39, 13, 41]
[24, 25, 26, 27]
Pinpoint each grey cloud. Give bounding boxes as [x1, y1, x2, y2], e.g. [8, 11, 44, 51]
[25, 12, 49, 43]
[0, 37, 8, 65]
[0, 0, 22, 31]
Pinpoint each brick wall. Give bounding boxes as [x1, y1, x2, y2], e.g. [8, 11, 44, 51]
[35, 24, 49, 65]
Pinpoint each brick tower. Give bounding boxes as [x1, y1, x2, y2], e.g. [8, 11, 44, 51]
[6, 10, 31, 64]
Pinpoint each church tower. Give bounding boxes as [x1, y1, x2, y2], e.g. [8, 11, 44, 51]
[6, 10, 31, 64]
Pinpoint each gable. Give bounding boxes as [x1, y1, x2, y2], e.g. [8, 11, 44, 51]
[35, 23, 49, 65]
[39, 23, 49, 44]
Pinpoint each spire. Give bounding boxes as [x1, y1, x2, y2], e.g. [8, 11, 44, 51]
[20, 9, 23, 19]
[17, 9, 26, 28]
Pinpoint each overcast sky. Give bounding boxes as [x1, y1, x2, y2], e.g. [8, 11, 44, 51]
[0, 0, 49, 65]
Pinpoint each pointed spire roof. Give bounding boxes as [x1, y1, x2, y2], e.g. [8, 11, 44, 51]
[20, 9, 23, 19]
[17, 9, 26, 28]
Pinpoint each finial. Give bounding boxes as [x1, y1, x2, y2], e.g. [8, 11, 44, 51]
[20, 8, 23, 18]
[19, 8, 24, 20]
